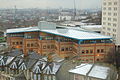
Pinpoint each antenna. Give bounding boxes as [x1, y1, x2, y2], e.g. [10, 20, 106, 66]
[14, 5, 18, 27]
[14, 5, 17, 17]
[73, 0, 76, 20]
[14, 5, 17, 22]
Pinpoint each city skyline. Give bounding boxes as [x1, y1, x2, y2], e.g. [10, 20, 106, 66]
[0, 0, 101, 9]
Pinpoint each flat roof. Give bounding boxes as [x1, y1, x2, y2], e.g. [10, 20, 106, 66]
[69, 64, 93, 75]
[88, 65, 110, 79]
[69, 64, 110, 79]
[6, 27, 111, 40]
[81, 25, 102, 29]
[6, 27, 39, 34]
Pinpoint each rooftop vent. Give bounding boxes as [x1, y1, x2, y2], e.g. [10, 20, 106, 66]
[38, 21, 56, 30]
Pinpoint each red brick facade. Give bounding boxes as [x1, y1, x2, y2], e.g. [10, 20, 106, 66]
[7, 31, 115, 62]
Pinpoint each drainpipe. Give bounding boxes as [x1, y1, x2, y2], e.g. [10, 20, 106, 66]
[78, 40, 83, 64]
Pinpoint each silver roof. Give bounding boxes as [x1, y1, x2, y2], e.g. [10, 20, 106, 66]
[69, 64, 110, 79]
[7, 27, 111, 40]
[7, 27, 39, 34]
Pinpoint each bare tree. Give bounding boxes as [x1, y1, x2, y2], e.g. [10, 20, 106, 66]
[105, 48, 120, 80]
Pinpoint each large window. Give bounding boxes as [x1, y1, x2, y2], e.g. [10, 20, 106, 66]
[113, 18, 117, 22]
[9, 33, 24, 37]
[86, 50, 89, 54]
[113, 24, 117, 27]
[108, 2, 112, 5]
[48, 76, 52, 80]
[97, 49, 104, 53]
[51, 45, 54, 49]
[44, 75, 48, 80]
[61, 47, 64, 51]
[108, 13, 111, 16]
[114, 2, 117, 5]
[43, 44, 55, 49]
[20, 42, 22, 45]
[90, 50, 93, 54]
[103, 2, 106, 5]
[25, 33, 39, 39]
[113, 13, 117, 16]
[105, 39, 112, 43]
[61, 47, 73, 51]
[33, 74, 37, 80]
[27, 43, 38, 47]
[13, 42, 15, 45]
[31, 44, 34, 47]
[40, 36, 54, 40]
[114, 7, 117, 11]
[16, 42, 19, 45]
[103, 7, 106, 10]
[65, 48, 69, 51]
[80, 39, 111, 44]
[53, 76, 56, 80]
[81, 40, 96, 44]
[101, 49, 104, 53]
[82, 50, 85, 54]
[108, 7, 112, 10]
[97, 49, 100, 53]
[47, 45, 50, 49]
[27, 44, 30, 47]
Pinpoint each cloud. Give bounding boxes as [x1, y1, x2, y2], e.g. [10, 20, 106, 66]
[0, 0, 101, 9]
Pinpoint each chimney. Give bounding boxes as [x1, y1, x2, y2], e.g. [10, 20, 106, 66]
[23, 50, 28, 57]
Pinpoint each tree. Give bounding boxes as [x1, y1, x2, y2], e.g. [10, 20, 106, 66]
[105, 48, 120, 80]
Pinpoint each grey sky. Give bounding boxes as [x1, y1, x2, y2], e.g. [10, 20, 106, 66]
[0, 0, 101, 9]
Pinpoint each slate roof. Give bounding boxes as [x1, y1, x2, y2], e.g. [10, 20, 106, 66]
[6, 49, 23, 57]
[0, 49, 62, 75]
[0, 55, 15, 66]
[32, 60, 61, 75]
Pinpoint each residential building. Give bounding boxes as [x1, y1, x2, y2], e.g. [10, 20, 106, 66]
[58, 25, 102, 33]
[0, 49, 62, 80]
[6, 21, 114, 63]
[69, 64, 117, 80]
[59, 16, 72, 21]
[101, 0, 120, 46]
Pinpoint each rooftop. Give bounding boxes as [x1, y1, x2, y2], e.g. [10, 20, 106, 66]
[7, 26, 111, 40]
[7, 27, 39, 34]
[81, 25, 102, 29]
[69, 64, 110, 79]
[88, 65, 110, 79]
[69, 64, 93, 75]
[0, 49, 62, 75]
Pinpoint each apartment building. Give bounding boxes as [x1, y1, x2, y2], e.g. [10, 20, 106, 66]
[6, 21, 114, 63]
[101, 0, 120, 46]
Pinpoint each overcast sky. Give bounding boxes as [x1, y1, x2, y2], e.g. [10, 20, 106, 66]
[0, 0, 101, 9]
